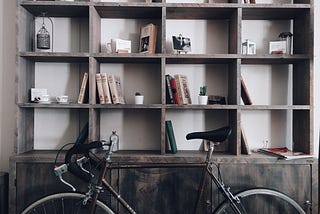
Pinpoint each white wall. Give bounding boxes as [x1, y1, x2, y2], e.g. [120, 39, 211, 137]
[0, 0, 16, 172]
[0, 0, 319, 171]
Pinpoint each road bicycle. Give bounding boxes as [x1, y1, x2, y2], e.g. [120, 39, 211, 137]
[21, 126, 310, 214]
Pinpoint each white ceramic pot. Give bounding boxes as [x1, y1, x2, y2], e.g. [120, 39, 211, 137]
[198, 95, 208, 105]
[135, 95, 144, 104]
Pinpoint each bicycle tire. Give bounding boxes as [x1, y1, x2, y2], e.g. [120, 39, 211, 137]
[21, 192, 114, 214]
[214, 188, 306, 214]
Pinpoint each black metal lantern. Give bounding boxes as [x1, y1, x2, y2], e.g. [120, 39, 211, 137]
[36, 13, 53, 50]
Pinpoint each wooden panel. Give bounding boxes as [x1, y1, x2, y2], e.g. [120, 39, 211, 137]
[213, 163, 312, 212]
[293, 110, 311, 154]
[95, 4, 162, 19]
[293, 61, 310, 105]
[19, 52, 90, 63]
[17, 5, 34, 52]
[117, 167, 208, 214]
[293, 10, 310, 54]
[21, 3, 89, 18]
[13, 162, 317, 213]
[242, 7, 310, 20]
[166, 5, 237, 20]
[229, 8, 240, 54]
[15, 163, 88, 213]
[90, 6, 101, 53]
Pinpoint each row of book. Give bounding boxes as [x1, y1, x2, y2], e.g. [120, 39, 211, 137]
[165, 74, 192, 105]
[78, 73, 252, 105]
[77, 72, 125, 104]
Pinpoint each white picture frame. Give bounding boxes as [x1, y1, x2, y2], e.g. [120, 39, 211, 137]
[269, 40, 287, 54]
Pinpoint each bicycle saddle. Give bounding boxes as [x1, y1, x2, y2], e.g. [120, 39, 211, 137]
[186, 126, 231, 143]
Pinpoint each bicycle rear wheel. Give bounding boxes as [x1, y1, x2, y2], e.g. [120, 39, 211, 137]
[21, 192, 114, 214]
[214, 188, 306, 214]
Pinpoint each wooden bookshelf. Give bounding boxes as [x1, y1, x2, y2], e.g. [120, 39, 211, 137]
[11, 0, 316, 213]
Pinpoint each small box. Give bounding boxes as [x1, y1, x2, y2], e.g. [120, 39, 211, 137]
[31, 88, 47, 102]
[111, 38, 131, 53]
[242, 39, 256, 55]
[269, 40, 287, 54]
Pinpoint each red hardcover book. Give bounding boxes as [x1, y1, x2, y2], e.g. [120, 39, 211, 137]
[170, 77, 179, 104]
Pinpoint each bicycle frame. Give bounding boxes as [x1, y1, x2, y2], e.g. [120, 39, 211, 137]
[86, 143, 243, 214]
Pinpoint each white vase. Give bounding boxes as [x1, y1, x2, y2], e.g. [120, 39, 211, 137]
[135, 95, 144, 104]
[198, 95, 208, 105]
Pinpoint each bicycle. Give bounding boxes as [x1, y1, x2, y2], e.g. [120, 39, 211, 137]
[21, 126, 309, 214]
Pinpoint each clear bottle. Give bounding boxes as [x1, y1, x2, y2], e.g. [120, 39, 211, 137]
[109, 131, 119, 152]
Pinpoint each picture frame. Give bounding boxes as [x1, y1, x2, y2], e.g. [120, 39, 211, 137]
[269, 40, 287, 54]
[172, 34, 191, 54]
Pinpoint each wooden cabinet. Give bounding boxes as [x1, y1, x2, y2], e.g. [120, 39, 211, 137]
[11, 0, 316, 213]
[11, 154, 317, 213]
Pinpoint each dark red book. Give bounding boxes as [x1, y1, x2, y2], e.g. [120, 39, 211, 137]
[170, 77, 179, 104]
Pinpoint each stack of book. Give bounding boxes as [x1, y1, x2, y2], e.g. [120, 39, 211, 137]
[165, 74, 192, 105]
[96, 73, 125, 104]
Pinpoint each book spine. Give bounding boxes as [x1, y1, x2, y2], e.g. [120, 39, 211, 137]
[241, 128, 251, 155]
[180, 75, 192, 104]
[115, 75, 125, 104]
[165, 120, 177, 154]
[96, 73, 105, 104]
[101, 73, 112, 104]
[107, 74, 125, 104]
[170, 77, 179, 104]
[150, 24, 157, 54]
[77, 72, 88, 104]
[107, 74, 119, 104]
[241, 76, 252, 105]
[174, 74, 184, 104]
[165, 75, 174, 104]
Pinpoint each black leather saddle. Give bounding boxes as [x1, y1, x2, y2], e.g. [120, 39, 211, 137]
[186, 126, 231, 143]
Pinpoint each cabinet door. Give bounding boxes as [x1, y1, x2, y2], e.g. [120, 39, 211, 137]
[115, 167, 211, 214]
[15, 162, 314, 214]
[15, 163, 211, 214]
[211, 163, 312, 212]
[16, 163, 87, 213]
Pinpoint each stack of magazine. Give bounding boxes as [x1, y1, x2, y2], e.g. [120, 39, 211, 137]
[257, 147, 312, 160]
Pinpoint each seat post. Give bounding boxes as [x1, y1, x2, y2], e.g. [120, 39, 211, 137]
[205, 142, 216, 163]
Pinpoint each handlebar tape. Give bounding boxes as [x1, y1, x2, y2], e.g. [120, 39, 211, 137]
[65, 141, 103, 182]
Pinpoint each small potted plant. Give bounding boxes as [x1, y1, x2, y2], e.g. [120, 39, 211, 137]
[198, 86, 208, 105]
[134, 92, 144, 104]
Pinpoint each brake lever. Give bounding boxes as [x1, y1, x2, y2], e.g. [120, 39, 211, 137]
[76, 157, 94, 178]
[54, 164, 76, 191]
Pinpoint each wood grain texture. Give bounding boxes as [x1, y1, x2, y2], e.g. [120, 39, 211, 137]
[11, 161, 318, 214]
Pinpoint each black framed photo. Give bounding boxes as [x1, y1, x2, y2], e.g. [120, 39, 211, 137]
[172, 34, 191, 53]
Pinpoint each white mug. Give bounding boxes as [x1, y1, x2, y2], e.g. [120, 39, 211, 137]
[40, 94, 50, 102]
[56, 95, 68, 103]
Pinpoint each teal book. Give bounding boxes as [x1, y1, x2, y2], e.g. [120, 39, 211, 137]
[165, 120, 177, 154]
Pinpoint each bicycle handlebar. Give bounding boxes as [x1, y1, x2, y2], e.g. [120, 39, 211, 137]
[65, 141, 103, 182]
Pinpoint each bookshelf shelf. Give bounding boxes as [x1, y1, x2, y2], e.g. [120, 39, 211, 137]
[19, 52, 90, 62]
[20, 2, 89, 17]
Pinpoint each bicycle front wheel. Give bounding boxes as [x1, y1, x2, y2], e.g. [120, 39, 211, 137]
[214, 188, 306, 214]
[21, 192, 114, 214]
